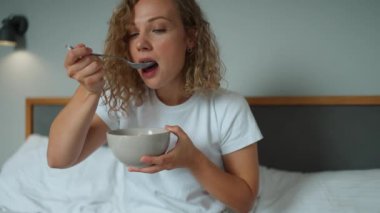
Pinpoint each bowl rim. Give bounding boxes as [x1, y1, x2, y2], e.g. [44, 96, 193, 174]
[107, 128, 169, 137]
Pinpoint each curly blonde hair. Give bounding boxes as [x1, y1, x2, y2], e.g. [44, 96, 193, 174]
[103, 0, 224, 112]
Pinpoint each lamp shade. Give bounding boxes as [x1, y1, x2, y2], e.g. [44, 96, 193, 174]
[0, 15, 28, 47]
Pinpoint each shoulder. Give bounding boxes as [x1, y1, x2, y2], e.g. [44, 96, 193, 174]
[197, 88, 250, 123]
[208, 88, 248, 110]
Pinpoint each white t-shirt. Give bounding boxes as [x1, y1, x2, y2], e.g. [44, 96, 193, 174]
[96, 88, 262, 212]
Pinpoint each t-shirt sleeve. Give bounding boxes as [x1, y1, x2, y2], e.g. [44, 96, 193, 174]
[95, 97, 119, 130]
[217, 93, 263, 155]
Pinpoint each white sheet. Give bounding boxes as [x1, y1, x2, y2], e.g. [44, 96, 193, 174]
[256, 166, 380, 213]
[0, 135, 125, 213]
[1, 135, 380, 213]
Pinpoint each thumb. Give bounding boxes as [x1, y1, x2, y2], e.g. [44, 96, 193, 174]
[165, 125, 186, 139]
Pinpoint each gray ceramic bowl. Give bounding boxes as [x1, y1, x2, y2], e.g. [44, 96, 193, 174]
[107, 128, 170, 167]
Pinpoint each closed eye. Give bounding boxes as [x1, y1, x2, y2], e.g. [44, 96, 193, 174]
[128, 32, 139, 39]
[152, 29, 167, 34]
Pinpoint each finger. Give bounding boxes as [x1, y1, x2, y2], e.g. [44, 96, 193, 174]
[64, 45, 93, 68]
[67, 56, 93, 78]
[128, 165, 163, 173]
[83, 68, 105, 88]
[140, 155, 165, 165]
[74, 43, 86, 48]
[165, 125, 187, 139]
[71, 60, 103, 81]
[73, 54, 102, 71]
[141, 154, 175, 170]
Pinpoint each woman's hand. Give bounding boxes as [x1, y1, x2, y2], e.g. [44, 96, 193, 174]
[64, 43, 105, 95]
[128, 125, 260, 212]
[128, 125, 201, 173]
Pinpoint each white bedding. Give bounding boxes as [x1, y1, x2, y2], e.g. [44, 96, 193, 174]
[0, 135, 123, 213]
[256, 166, 380, 213]
[1, 135, 379, 213]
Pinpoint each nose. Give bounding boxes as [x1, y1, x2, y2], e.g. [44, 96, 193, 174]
[135, 33, 152, 52]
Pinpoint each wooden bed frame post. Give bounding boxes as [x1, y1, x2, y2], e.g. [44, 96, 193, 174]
[25, 97, 70, 138]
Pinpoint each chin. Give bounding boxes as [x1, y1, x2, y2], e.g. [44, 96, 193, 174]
[143, 81, 162, 90]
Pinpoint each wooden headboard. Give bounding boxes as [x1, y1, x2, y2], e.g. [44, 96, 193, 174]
[25, 96, 380, 172]
[25, 97, 69, 138]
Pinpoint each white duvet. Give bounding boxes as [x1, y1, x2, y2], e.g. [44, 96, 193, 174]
[0, 135, 126, 213]
[0, 135, 379, 213]
[256, 165, 380, 213]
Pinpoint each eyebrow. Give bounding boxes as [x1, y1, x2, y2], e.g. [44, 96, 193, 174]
[147, 16, 174, 23]
[128, 16, 174, 28]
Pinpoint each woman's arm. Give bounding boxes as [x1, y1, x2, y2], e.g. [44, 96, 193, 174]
[129, 125, 259, 213]
[48, 86, 108, 168]
[47, 44, 108, 168]
[193, 143, 259, 213]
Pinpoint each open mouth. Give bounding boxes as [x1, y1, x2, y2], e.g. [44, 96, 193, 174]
[141, 61, 158, 73]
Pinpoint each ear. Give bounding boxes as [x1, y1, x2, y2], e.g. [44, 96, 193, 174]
[186, 28, 197, 49]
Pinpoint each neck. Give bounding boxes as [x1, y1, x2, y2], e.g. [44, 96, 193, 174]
[155, 87, 192, 106]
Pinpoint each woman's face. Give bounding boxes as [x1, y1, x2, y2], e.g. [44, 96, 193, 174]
[128, 0, 193, 92]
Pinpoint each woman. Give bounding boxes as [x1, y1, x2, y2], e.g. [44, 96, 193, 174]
[48, 0, 262, 212]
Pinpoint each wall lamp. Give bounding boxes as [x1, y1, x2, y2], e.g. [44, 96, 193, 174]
[0, 15, 28, 48]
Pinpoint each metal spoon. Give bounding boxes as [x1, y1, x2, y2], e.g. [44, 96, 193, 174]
[65, 45, 155, 70]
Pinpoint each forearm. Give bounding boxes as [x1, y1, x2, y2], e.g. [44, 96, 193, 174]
[190, 152, 258, 213]
[48, 85, 100, 168]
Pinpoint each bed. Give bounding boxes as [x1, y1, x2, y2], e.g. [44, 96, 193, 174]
[0, 96, 379, 213]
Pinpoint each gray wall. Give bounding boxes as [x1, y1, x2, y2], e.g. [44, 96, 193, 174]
[0, 0, 379, 166]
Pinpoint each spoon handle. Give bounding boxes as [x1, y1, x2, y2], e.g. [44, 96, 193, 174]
[65, 44, 154, 69]
[65, 45, 115, 58]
